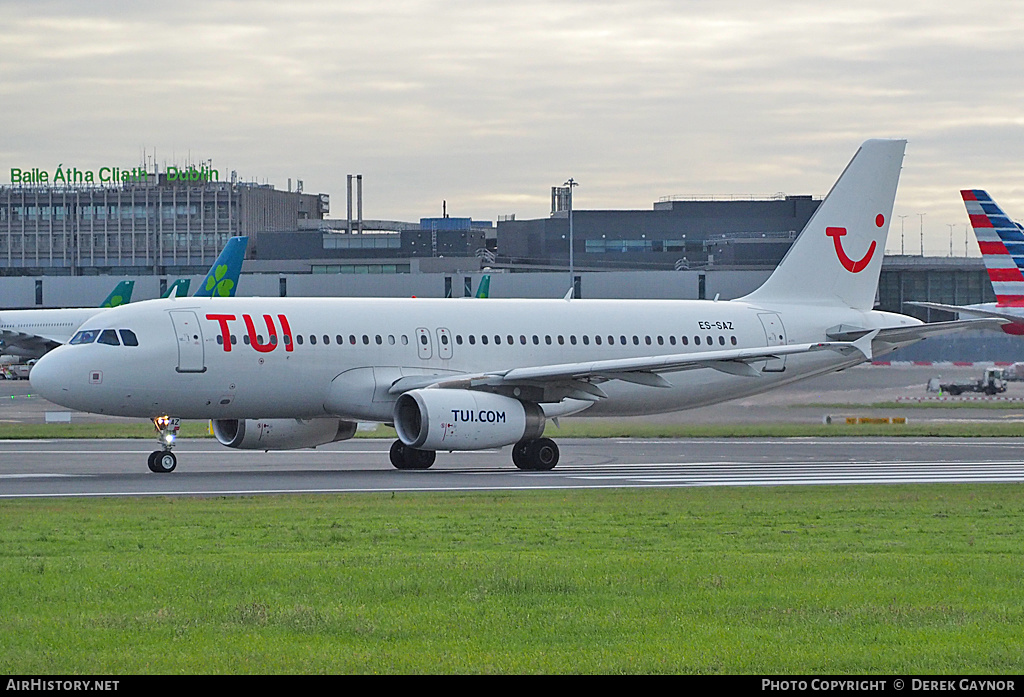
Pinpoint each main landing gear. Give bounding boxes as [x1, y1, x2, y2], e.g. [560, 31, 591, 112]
[389, 440, 436, 470]
[512, 437, 559, 471]
[388, 437, 560, 471]
[148, 415, 180, 473]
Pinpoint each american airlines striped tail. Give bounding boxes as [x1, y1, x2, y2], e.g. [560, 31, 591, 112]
[961, 190, 1024, 306]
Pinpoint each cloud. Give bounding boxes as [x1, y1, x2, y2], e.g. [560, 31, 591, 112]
[2, 0, 1022, 253]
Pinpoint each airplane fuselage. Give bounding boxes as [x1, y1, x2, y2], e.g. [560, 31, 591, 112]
[31, 296, 916, 421]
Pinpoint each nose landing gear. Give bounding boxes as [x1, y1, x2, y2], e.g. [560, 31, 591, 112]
[148, 415, 180, 473]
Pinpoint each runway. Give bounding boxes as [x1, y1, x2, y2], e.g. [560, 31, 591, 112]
[2, 437, 1024, 499]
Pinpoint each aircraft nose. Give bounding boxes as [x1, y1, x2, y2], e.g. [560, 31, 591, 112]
[29, 349, 75, 406]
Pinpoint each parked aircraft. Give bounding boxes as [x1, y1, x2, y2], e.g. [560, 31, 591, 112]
[909, 190, 1024, 334]
[0, 237, 247, 359]
[0, 280, 133, 359]
[31, 140, 999, 473]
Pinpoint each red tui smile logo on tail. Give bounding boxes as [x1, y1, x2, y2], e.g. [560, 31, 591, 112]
[826, 214, 883, 273]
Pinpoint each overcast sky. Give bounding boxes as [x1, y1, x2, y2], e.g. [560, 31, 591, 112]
[2, 0, 1022, 256]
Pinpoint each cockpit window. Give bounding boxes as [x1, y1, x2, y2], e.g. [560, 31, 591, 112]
[119, 329, 139, 346]
[97, 329, 121, 346]
[70, 329, 99, 345]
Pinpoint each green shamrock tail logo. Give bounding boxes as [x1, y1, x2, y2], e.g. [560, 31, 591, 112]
[206, 264, 228, 292]
[216, 278, 234, 297]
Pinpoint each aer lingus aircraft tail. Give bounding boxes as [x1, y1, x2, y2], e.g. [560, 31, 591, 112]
[475, 274, 491, 299]
[741, 139, 905, 310]
[161, 279, 191, 299]
[98, 280, 134, 308]
[194, 236, 247, 297]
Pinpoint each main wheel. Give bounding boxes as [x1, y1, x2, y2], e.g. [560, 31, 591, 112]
[148, 450, 177, 473]
[513, 438, 559, 470]
[390, 440, 436, 470]
[511, 441, 530, 469]
[389, 440, 408, 469]
[526, 438, 559, 470]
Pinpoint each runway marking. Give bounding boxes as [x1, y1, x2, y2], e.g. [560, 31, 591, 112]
[0, 473, 90, 479]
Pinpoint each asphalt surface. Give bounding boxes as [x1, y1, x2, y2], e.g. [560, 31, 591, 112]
[4, 364, 1024, 498]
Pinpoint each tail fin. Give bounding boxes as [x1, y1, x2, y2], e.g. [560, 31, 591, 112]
[961, 190, 1024, 306]
[475, 274, 491, 298]
[99, 280, 134, 308]
[194, 236, 248, 297]
[740, 139, 905, 310]
[161, 279, 191, 299]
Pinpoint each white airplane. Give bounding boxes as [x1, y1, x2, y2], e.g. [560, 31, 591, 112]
[30, 140, 999, 473]
[0, 237, 247, 360]
[909, 190, 1024, 334]
[0, 280, 134, 360]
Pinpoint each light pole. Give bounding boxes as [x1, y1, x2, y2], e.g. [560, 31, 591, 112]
[898, 214, 908, 255]
[565, 178, 578, 298]
[918, 213, 926, 256]
[947, 224, 955, 257]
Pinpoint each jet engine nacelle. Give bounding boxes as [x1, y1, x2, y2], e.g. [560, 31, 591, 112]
[394, 389, 545, 450]
[212, 418, 358, 450]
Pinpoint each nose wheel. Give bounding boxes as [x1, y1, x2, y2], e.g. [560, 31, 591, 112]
[147, 450, 177, 473]
[149, 416, 180, 473]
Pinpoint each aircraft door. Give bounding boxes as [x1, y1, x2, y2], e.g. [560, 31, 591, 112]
[436, 327, 453, 359]
[169, 310, 206, 373]
[415, 327, 433, 359]
[758, 312, 787, 372]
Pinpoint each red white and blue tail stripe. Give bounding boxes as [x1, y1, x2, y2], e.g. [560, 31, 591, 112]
[962, 190, 1024, 306]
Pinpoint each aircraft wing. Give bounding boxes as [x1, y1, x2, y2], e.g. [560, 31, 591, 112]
[388, 339, 870, 400]
[0, 329, 61, 355]
[905, 301, 1024, 326]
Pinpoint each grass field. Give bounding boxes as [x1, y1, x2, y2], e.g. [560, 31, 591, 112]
[2, 485, 1022, 674]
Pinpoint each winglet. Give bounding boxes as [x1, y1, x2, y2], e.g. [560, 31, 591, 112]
[851, 329, 878, 361]
[195, 236, 248, 297]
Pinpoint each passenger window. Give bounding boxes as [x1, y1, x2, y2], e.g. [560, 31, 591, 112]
[694, 336, 700, 346]
[97, 329, 120, 346]
[70, 329, 99, 345]
[336, 335, 343, 345]
[119, 330, 139, 346]
[324, 335, 331, 345]
[469, 335, 476, 345]
[296, 335, 303, 345]
[310, 335, 317, 345]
